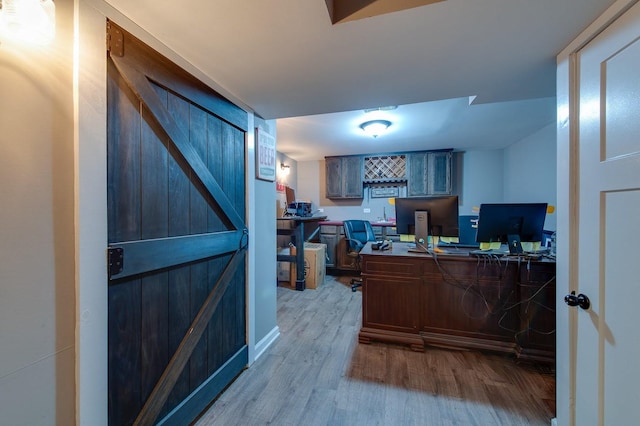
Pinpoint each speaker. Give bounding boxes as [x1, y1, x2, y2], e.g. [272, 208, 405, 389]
[414, 210, 429, 250]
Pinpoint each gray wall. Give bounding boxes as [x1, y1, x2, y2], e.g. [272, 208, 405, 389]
[254, 120, 279, 352]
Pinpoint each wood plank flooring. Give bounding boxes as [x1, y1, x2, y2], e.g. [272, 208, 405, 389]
[195, 276, 555, 425]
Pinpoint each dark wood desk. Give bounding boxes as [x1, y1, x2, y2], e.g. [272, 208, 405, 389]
[359, 243, 556, 363]
[277, 216, 327, 291]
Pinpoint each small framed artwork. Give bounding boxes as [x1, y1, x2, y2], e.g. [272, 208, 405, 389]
[370, 186, 399, 198]
[255, 127, 276, 181]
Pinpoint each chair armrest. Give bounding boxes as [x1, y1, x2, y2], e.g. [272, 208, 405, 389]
[344, 237, 365, 253]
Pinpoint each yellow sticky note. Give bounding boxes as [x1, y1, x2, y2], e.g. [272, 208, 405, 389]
[479, 242, 501, 250]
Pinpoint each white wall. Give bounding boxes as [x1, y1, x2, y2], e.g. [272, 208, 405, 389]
[0, 0, 76, 423]
[457, 149, 504, 215]
[503, 123, 557, 230]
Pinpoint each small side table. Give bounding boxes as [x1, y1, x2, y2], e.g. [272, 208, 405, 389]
[277, 216, 327, 290]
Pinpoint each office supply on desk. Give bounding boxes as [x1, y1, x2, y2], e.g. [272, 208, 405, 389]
[286, 201, 312, 217]
[282, 185, 314, 217]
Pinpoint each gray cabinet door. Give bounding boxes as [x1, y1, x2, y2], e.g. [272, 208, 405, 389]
[325, 157, 343, 198]
[407, 152, 428, 196]
[428, 151, 452, 195]
[342, 156, 364, 198]
[320, 231, 339, 267]
[407, 151, 452, 196]
[325, 156, 363, 199]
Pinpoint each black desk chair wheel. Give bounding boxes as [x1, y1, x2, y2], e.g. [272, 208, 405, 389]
[343, 220, 377, 292]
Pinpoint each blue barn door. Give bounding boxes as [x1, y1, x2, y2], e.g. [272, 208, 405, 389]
[106, 21, 248, 425]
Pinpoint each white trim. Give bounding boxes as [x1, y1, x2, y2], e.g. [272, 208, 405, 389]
[253, 326, 280, 362]
[557, 0, 639, 59]
[76, 3, 109, 423]
[246, 113, 257, 365]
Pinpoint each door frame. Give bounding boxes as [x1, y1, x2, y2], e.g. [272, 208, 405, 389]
[556, 0, 639, 424]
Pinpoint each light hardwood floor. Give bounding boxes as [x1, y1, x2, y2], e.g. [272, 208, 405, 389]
[195, 276, 555, 425]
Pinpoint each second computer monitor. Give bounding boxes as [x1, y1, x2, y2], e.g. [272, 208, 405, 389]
[475, 203, 547, 253]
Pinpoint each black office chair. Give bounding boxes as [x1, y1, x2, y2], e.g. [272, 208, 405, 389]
[343, 220, 377, 292]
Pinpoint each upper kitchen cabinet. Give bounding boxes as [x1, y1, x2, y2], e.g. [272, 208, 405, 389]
[407, 151, 452, 196]
[325, 156, 363, 199]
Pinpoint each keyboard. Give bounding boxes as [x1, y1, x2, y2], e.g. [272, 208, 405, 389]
[469, 249, 507, 257]
[438, 242, 481, 249]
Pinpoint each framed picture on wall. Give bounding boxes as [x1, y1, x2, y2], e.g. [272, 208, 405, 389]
[255, 127, 276, 181]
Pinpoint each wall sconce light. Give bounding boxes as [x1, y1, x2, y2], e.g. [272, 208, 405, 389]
[360, 119, 391, 138]
[0, 0, 56, 46]
[280, 163, 290, 175]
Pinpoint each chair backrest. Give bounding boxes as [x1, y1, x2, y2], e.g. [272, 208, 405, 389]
[343, 220, 377, 253]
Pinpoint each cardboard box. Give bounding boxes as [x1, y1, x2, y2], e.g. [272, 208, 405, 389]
[278, 243, 326, 289]
[303, 242, 326, 289]
[277, 248, 292, 284]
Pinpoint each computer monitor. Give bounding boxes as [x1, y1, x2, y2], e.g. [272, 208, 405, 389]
[475, 203, 547, 253]
[394, 196, 459, 239]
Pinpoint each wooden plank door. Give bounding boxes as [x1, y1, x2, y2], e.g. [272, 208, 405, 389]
[106, 21, 248, 426]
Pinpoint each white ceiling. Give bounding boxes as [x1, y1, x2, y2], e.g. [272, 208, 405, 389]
[106, 0, 615, 161]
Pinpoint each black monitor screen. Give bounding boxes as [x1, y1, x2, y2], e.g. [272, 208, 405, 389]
[475, 203, 547, 243]
[394, 196, 459, 237]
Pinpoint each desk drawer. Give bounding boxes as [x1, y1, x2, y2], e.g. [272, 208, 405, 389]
[362, 256, 420, 277]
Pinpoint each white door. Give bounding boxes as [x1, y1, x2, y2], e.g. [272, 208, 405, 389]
[558, 1, 640, 425]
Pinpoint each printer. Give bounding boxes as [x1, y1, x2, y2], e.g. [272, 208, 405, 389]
[283, 186, 313, 217]
[286, 201, 312, 217]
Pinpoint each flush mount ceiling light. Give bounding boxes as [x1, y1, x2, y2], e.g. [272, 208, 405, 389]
[363, 106, 397, 113]
[0, 0, 56, 46]
[360, 120, 391, 138]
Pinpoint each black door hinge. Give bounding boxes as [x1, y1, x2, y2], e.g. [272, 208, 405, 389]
[108, 247, 124, 278]
[106, 21, 124, 57]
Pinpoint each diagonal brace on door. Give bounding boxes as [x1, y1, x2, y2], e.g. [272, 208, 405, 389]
[109, 52, 245, 232]
[133, 244, 247, 426]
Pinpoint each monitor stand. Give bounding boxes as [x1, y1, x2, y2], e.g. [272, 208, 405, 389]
[409, 210, 430, 253]
[507, 234, 523, 254]
[408, 239, 429, 253]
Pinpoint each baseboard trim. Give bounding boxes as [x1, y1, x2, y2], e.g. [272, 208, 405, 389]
[253, 325, 279, 362]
